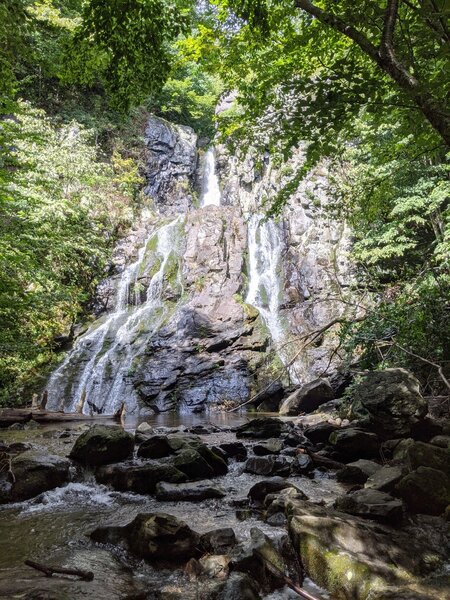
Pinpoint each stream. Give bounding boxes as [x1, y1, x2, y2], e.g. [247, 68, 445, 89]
[0, 414, 341, 599]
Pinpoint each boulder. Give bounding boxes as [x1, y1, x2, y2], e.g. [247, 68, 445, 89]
[253, 439, 284, 456]
[336, 460, 381, 484]
[216, 572, 261, 600]
[155, 480, 225, 501]
[293, 453, 314, 474]
[255, 381, 284, 412]
[304, 421, 339, 444]
[364, 466, 405, 493]
[236, 418, 285, 439]
[349, 369, 427, 439]
[247, 478, 302, 506]
[2, 450, 70, 502]
[200, 528, 237, 554]
[287, 498, 445, 600]
[244, 455, 292, 477]
[91, 512, 200, 563]
[279, 378, 334, 416]
[430, 435, 450, 448]
[69, 425, 134, 466]
[95, 461, 187, 493]
[219, 442, 247, 461]
[199, 554, 229, 579]
[171, 448, 224, 479]
[329, 428, 380, 460]
[333, 489, 404, 524]
[396, 467, 450, 515]
[137, 435, 173, 459]
[404, 441, 450, 473]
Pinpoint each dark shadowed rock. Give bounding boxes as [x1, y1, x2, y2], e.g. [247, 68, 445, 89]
[69, 425, 134, 466]
[236, 418, 285, 439]
[244, 455, 292, 477]
[3, 451, 70, 502]
[255, 382, 284, 413]
[396, 467, 450, 515]
[137, 435, 173, 459]
[216, 572, 261, 600]
[329, 428, 380, 460]
[95, 461, 187, 493]
[336, 459, 381, 484]
[279, 378, 334, 416]
[200, 528, 237, 553]
[247, 478, 302, 506]
[333, 488, 404, 524]
[219, 442, 247, 461]
[304, 421, 339, 444]
[170, 448, 214, 479]
[293, 453, 314, 474]
[253, 439, 284, 456]
[364, 465, 405, 492]
[155, 480, 225, 501]
[404, 441, 450, 473]
[349, 369, 427, 439]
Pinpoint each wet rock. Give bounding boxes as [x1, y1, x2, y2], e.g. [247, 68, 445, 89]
[404, 441, 450, 473]
[244, 455, 292, 477]
[287, 498, 446, 600]
[137, 435, 173, 459]
[266, 512, 287, 526]
[199, 554, 229, 579]
[236, 418, 285, 439]
[279, 378, 334, 415]
[283, 430, 309, 448]
[2, 450, 70, 503]
[255, 382, 284, 412]
[396, 467, 450, 515]
[292, 453, 314, 474]
[200, 528, 237, 554]
[333, 488, 404, 524]
[196, 445, 228, 475]
[349, 369, 427, 439]
[303, 421, 339, 444]
[95, 461, 187, 493]
[329, 428, 380, 460]
[253, 439, 284, 456]
[219, 442, 247, 461]
[155, 480, 225, 501]
[364, 465, 405, 492]
[69, 425, 134, 466]
[92, 512, 200, 563]
[170, 448, 215, 479]
[336, 460, 381, 484]
[215, 572, 261, 600]
[247, 478, 302, 506]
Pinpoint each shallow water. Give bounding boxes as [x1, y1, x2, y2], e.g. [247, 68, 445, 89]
[0, 414, 340, 599]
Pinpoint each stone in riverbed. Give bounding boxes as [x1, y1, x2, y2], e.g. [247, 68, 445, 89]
[216, 572, 262, 600]
[303, 421, 339, 444]
[336, 459, 381, 484]
[69, 425, 134, 466]
[1, 450, 71, 503]
[200, 527, 237, 554]
[253, 439, 284, 456]
[333, 488, 404, 524]
[219, 441, 247, 461]
[349, 368, 427, 439]
[329, 428, 380, 460]
[364, 465, 405, 492]
[155, 480, 225, 501]
[244, 455, 292, 477]
[404, 440, 450, 473]
[236, 418, 285, 439]
[91, 512, 200, 563]
[395, 466, 450, 515]
[137, 435, 173, 459]
[247, 478, 303, 506]
[171, 448, 223, 479]
[95, 461, 187, 493]
[279, 378, 334, 416]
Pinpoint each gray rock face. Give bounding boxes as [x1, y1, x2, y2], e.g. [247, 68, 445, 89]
[396, 467, 450, 515]
[336, 459, 381, 484]
[279, 378, 334, 415]
[333, 488, 404, 524]
[69, 425, 134, 466]
[364, 465, 405, 492]
[349, 369, 427, 439]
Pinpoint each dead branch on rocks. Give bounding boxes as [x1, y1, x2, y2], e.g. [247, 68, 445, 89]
[25, 560, 94, 581]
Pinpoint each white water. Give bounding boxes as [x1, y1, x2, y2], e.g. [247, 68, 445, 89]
[200, 147, 221, 207]
[46, 217, 182, 414]
[246, 214, 285, 344]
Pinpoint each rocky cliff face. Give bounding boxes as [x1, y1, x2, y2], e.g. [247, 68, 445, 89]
[45, 116, 354, 415]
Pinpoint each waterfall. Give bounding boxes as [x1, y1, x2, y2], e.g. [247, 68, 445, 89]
[46, 217, 183, 415]
[200, 147, 221, 207]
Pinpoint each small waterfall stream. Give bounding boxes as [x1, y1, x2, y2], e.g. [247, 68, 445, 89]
[200, 147, 221, 207]
[46, 217, 183, 414]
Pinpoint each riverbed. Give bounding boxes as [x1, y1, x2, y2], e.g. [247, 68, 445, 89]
[0, 414, 342, 599]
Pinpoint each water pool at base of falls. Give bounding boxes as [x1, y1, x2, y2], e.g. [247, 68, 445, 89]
[0, 414, 338, 600]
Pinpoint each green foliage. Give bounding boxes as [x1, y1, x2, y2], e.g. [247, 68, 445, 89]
[0, 102, 141, 404]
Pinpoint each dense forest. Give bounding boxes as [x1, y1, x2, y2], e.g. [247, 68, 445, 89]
[1, 0, 448, 405]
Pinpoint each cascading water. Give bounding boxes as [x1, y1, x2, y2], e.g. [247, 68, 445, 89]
[245, 214, 300, 383]
[46, 217, 183, 415]
[200, 147, 221, 207]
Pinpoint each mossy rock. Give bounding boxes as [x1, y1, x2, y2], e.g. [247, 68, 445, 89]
[70, 425, 134, 466]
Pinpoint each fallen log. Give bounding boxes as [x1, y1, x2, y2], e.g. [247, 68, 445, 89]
[25, 559, 94, 581]
[0, 407, 123, 428]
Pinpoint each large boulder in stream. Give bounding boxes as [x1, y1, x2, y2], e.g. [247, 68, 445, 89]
[155, 480, 226, 501]
[349, 368, 427, 439]
[91, 512, 200, 564]
[279, 378, 334, 415]
[96, 461, 187, 493]
[69, 425, 134, 466]
[0, 450, 71, 503]
[236, 418, 285, 439]
[395, 467, 450, 515]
